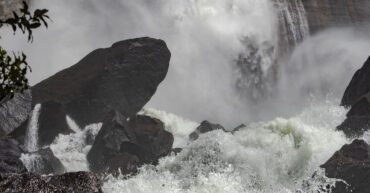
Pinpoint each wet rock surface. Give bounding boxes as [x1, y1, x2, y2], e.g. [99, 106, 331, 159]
[341, 56, 370, 107]
[0, 172, 103, 193]
[321, 139, 370, 193]
[189, 120, 226, 141]
[87, 112, 173, 175]
[0, 137, 27, 174]
[0, 91, 32, 136]
[337, 56, 370, 137]
[21, 148, 66, 175]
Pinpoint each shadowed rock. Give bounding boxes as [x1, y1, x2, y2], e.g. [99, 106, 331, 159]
[87, 112, 173, 175]
[337, 56, 370, 137]
[0, 91, 32, 136]
[10, 37, 170, 147]
[341, 56, 370, 107]
[189, 120, 226, 141]
[0, 137, 27, 174]
[321, 140, 370, 193]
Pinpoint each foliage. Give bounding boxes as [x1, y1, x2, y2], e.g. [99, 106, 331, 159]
[0, 1, 49, 101]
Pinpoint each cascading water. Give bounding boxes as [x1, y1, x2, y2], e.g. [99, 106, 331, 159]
[24, 104, 41, 152]
[274, 0, 309, 54]
[66, 115, 82, 133]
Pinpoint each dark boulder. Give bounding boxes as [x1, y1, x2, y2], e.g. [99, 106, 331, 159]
[10, 101, 73, 147]
[9, 37, 170, 147]
[32, 37, 170, 127]
[337, 116, 370, 138]
[21, 148, 65, 175]
[0, 137, 27, 174]
[337, 56, 370, 137]
[321, 139, 370, 193]
[87, 112, 173, 175]
[0, 172, 103, 193]
[189, 120, 226, 141]
[341, 56, 370, 107]
[0, 91, 32, 136]
[231, 124, 246, 133]
[337, 96, 370, 137]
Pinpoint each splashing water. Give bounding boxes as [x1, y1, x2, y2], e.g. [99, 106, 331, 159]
[101, 102, 348, 193]
[24, 104, 41, 152]
[20, 153, 43, 173]
[49, 123, 102, 172]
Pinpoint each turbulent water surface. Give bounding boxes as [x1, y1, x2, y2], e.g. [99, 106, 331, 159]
[44, 102, 348, 193]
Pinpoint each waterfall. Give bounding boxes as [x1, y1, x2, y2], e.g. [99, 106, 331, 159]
[66, 115, 82, 133]
[24, 104, 41, 152]
[275, 0, 310, 54]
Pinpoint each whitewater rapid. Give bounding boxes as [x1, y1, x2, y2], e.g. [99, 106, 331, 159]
[33, 100, 349, 193]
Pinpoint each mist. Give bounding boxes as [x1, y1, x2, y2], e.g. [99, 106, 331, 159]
[1, 0, 370, 127]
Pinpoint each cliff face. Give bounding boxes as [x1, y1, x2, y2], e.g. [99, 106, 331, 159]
[302, 0, 370, 34]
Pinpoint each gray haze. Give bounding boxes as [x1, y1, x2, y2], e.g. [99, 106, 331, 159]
[1, 0, 370, 126]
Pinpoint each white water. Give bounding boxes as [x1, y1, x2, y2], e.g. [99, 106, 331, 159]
[20, 153, 44, 173]
[38, 102, 348, 193]
[49, 123, 102, 172]
[102, 102, 348, 193]
[24, 104, 41, 152]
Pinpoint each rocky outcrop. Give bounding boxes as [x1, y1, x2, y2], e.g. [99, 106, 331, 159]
[341, 56, 370, 107]
[302, 0, 370, 34]
[0, 137, 27, 174]
[189, 120, 226, 141]
[0, 172, 103, 193]
[10, 37, 170, 147]
[337, 56, 370, 137]
[87, 112, 173, 175]
[0, 91, 32, 136]
[21, 148, 65, 175]
[321, 140, 370, 193]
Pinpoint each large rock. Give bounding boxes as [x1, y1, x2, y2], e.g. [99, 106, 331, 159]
[10, 37, 170, 147]
[0, 137, 27, 174]
[337, 57, 370, 137]
[341, 56, 370, 107]
[21, 148, 65, 175]
[189, 120, 226, 141]
[87, 112, 173, 175]
[0, 91, 32, 136]
[321, 139, 370, 193]
[0, 172, 103, 193]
